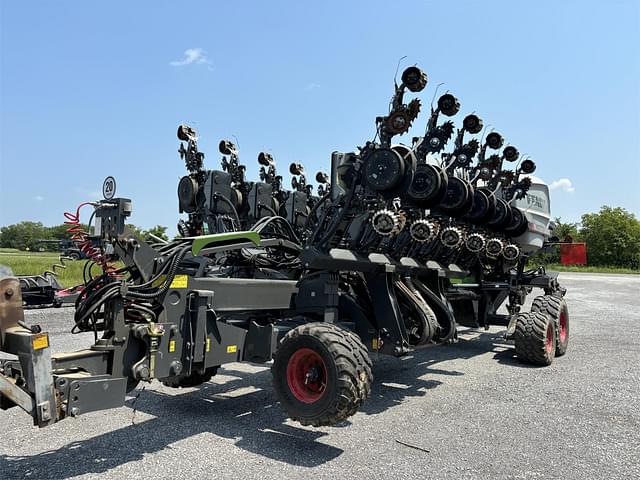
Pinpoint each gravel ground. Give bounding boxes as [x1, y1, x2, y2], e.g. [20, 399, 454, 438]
[1, 272, 638, 479]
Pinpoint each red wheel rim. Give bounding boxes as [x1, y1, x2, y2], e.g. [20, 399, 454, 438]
[286, 348, 327, 404]
[559, 312, 568, 344]
[545, 324, 554, 353]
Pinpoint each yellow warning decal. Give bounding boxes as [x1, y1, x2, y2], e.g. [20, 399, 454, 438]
[226, 345, 237, 353]
[169, 340, 176, 353]
[170, 275, 188, 289]
[32, 334, 49, 351]
[206, 338, 211, 353]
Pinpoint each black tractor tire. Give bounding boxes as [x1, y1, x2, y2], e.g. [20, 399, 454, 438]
[513, 311, 556, 366]
[68, 252, 81, 261]
[531, 295, 569, 356]
[161, 367, 218, 388]
[272, 322, 373, 427]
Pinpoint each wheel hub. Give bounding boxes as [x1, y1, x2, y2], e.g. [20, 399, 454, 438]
[286, 348, 327, 404]
[545, 324, 554, 353]
[559, 312, 568, 343]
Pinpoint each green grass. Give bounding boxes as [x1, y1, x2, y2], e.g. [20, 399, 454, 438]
[542, 263, 640, 275]
[0, 254, 89, 287]
[0, 249, 62, 256]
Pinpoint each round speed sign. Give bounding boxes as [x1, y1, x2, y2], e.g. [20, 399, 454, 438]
[102, 176, 117, 200]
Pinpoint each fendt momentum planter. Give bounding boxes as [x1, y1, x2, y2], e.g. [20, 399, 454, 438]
[0, 63, 569, 428]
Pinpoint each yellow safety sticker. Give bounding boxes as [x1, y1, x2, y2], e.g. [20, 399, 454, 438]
[169, 340, 176, 353]
[32, 334, 49, 351]
[170, 275, 188, 289]
[372, 338, 379, 350]
[226, 345, 237, 354]
[206, 338, 211, 353]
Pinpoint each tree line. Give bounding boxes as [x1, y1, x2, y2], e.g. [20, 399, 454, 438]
[540, 206, 640, 269]
[0, 222, 168, 251]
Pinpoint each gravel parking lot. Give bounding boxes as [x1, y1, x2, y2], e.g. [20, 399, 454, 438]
[1, 272, 638, 479]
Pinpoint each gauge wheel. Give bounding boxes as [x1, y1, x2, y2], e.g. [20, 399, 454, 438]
[272, 322, 372, 426]
[178, 176, 198, 213]
[439, 177, 474, 217]
[504, 207, 529, 237]
[465, 188, 496, 224]
[460, 181, 475, 215]
[531, 295, 569, 356]
[364, 148, 405, 192]
[513, 312, 556, 366]
[488, 198, 513, 230]
[407, 163, 445, 206]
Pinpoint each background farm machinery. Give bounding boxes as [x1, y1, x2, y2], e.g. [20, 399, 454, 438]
[0, 64, 568, 429]
[12, 240, 97, 308]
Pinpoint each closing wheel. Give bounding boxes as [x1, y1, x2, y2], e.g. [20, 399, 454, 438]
[531, 295, 569, 356]
[513, 311, 556, 366]
[272, 322, 373, 426]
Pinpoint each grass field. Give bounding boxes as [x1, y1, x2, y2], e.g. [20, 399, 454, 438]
[0, 248, 67, 256]
[543, 263, 640, 275]
[0, 252, 89, 287]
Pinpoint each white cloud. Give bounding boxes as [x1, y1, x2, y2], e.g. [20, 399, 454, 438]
[549, 178, 575, 193]
[304, 82, 321, 91]
[170, 48, 211, 67]
[34, 195, 44, 201]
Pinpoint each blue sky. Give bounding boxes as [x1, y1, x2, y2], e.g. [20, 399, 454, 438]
[1, 1, 639, 233]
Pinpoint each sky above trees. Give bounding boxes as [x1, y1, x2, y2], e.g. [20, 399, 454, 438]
[1, 1, 639, 234]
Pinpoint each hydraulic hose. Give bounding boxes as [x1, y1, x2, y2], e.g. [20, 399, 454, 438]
[315, 182, 357, 249]
[125, 245, 190, 299]
[213, 193, 241, 227]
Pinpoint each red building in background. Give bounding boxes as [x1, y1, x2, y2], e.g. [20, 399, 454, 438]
[560, 243, 587, 265]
